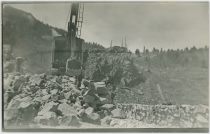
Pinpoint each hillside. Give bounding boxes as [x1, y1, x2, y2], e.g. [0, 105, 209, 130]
[80, 45, 208, 105]
[115, 48, 209, 105]
[3, 6, 66, 73]
[2, 6, 104, 73]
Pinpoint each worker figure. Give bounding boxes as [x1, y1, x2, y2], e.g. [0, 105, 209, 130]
[75, 66, 83, 88]
[66, 55, 83, 88]
[65, 55, 76, 73]
[104, 75, 116, 103]
[15, 57, 24, 73]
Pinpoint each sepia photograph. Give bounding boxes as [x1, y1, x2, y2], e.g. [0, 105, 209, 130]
[1, 1, 209, 132]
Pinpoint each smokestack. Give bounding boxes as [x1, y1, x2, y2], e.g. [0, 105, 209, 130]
[121, 37, 124, 47]
[124, 36, 127, 48]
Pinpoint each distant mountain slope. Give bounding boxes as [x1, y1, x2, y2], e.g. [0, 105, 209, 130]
[3, 6, 67, 44]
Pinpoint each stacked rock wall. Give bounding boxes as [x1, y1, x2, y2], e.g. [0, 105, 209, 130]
[116, 104, 209, 128]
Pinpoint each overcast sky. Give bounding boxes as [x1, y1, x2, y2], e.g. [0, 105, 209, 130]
[8, 2, 209, 51]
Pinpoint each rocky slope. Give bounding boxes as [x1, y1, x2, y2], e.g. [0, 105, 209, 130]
[3, 73, 209, 129]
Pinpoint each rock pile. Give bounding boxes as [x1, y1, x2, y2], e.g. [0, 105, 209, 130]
[3, 73, 209, 128]
[3, 73, 125, 128]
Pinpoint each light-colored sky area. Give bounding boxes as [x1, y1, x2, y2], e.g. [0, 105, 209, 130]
[7, 2, 209, 51]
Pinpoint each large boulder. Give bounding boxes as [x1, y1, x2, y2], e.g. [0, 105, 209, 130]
[34, 111, 58, 126]
[30, 75, 44, 86]
[38, 102, 58, 116]
[88, 113, 101, 124]
[99, 97, 112, 105]
[4, 95, 38, 126]
[100, 104, 115, 111]
[59, 115, 80, 127]
[101, 116, 112, 126]
[111, 108, 126, 119]
[63, 91, 71, 100]
[4, 75, 14, 91]
[110, 119, 127, 127]
[4, 90, 15, 108]
[82, 112, 101, 124]
[79, 106, 101, 124]
[109, 119, 120, 127]
[51, 94, 59, 102]
[4, 96, 22, 121]
[83, 94, 96, 105]
[85, 107, 94, 115]
[57, 103, 77, 116]
[41, 89, 49, 95]
[77, 109, 85, 117]
[69, 77, 76, 83]
[50, 89, 58, 95]
[28, 85, 40, 93]
[13, 75, 27, 92]
[82, 87, 100, 108]
[94, 82, 108, 96]
[41, 94, 51, 102]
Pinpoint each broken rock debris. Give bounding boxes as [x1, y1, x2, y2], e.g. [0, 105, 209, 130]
[4, 73, 117, 127]
[3, 73, 209, 128]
